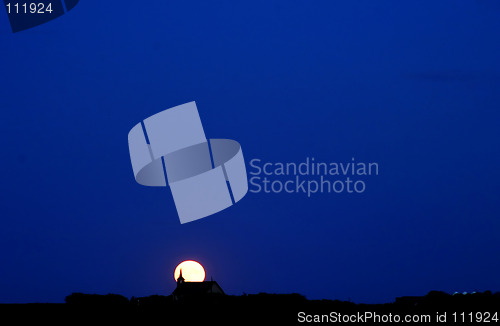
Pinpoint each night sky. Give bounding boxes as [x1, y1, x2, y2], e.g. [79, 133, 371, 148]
[1, 0, 499, 304]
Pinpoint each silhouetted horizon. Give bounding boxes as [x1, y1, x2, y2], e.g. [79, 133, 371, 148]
[2, 288, 499, 305]
[1, 290, 499, 324]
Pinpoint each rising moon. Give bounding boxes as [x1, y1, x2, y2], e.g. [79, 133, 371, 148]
[174, 260, 206, 282]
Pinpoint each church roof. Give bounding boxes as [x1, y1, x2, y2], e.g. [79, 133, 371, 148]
[172, 281, 225, 297]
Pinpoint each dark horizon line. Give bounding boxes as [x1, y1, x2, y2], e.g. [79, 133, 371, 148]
[1, 289, 499, 305]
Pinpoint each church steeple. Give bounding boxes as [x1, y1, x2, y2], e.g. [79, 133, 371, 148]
[177, 269, 185, 286]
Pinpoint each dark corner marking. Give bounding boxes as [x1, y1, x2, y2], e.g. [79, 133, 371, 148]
[140, 121, 151, 144]
[141, 121, 154, 161]
[222, 165, 236, 205]
[207, 140, 215, 169]
[208, 140, 234, 203]
[161, 156, 169, 187]
[60, 0, 67, 12]
[226, 181, 236, 205]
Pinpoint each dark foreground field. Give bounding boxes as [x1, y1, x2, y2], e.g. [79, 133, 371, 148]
[1, 291, 499, 325]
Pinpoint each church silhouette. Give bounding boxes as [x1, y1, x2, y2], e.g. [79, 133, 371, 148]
[172, 269, 225, 301]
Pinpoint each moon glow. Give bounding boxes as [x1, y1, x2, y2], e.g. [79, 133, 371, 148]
[174, 260, 206, 282]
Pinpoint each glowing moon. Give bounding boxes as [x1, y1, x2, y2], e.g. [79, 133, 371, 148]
[174, 260, 206, 282]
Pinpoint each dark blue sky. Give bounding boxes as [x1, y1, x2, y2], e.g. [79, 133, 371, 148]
[1, 0, 499, 304]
